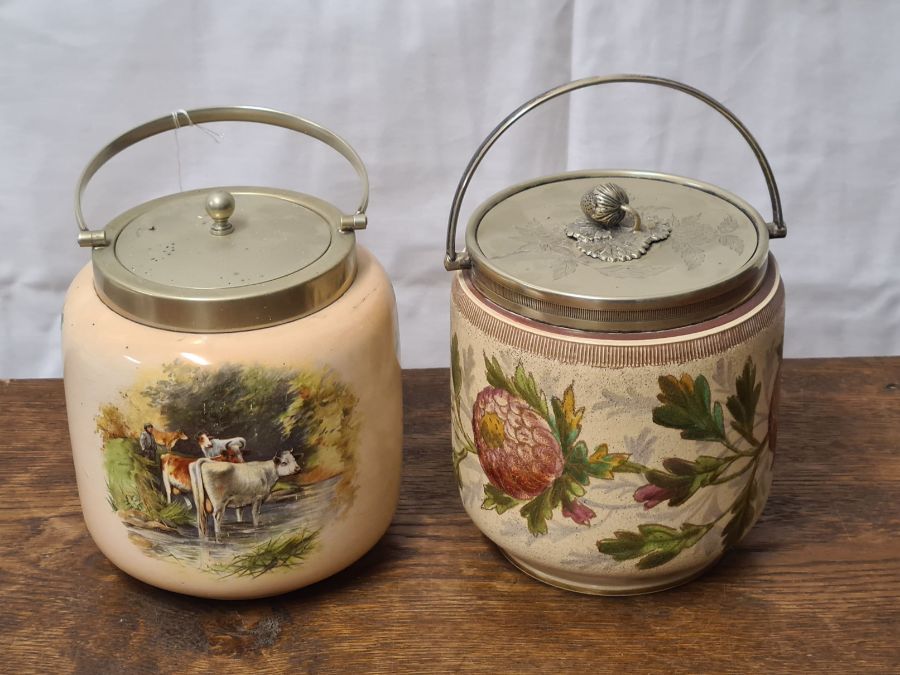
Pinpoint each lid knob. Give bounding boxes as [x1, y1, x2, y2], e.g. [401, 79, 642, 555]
[581, 183, 642, 232]
[566, 183, 672, 262]
[206, 190, 236, 235]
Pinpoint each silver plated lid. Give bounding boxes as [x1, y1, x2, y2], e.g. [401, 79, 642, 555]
[75, 107, 369, 332]
[445, 75, 787, 332]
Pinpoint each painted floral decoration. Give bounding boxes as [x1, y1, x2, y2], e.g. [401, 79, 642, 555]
[472, 387, 564, 499]
[452, 331, 781, 569]
[596, 356, 779, 569]
[451, 337, 640, 536]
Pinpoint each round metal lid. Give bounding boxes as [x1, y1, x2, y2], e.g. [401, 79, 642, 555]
[92, 186, 357, 332]
[465, 170, 769, 331]
[75, 107, 370, 332]
[444, 75, 787, 332]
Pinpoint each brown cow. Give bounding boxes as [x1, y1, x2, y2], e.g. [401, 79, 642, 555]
[152, 428, 189, 451]
[160, 447, 244, 510]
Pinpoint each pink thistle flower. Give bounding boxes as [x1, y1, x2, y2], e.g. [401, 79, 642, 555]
[472, 387, 564, 500]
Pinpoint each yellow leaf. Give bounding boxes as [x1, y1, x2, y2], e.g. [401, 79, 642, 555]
[562, 384, 584, 432]
[607, 453, 630, 468]
[589, 443, 609, 463]
[589, 443, 630, 471]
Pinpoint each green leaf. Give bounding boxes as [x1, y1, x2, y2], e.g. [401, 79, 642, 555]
[639, 454, 731, 507]
[662, 454, 728, 477]
[696, 375, 711, 410]
[452, 446, 467, 489]
[722, 479, 757, 548]
[653, 373, 727, 442]
[565, 477, 586, 498]
[484, 355, 511, 391]
[598, 522, 713, 569]
[661, 457, 699, 476]
[450, 334, 463, 399]
[551, 397, 568, 448]
[636, 549, 680, 570]
[563, 442, 589, 485]
[566, 442, 636, 482]
[550, 384, 583, 451]
[714, 401, 725, 437]
[726, 357, 762, 444]
[482, 356, 551, 424]
[481, 484, 520, 515]
[519, 482, 563, 536]
[511, 365, 549, 421]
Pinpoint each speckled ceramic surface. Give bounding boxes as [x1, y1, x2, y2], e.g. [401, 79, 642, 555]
[450, 260, 784, 594]
[63, 248, 402, 599]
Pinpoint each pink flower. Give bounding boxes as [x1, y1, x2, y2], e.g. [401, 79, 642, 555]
[634, 483, 674, 510]
[472, 387, 564, 500]
[562, 498, 596, 525]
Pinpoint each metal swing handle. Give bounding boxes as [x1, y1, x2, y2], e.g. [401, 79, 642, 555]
[444, 74, 786, 271]
[75, 106, 369, 247]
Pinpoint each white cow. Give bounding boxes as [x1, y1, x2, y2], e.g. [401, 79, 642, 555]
[190, 450, 299, 540]
[197, 433, 246, 459]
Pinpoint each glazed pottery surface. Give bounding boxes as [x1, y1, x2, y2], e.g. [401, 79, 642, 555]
[445, 76, 788, 593]
[450, 261, 784, 595]
[64, 247, 402, 599]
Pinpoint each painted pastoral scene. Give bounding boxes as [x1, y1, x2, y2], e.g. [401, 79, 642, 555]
[95, 360, 359, 577]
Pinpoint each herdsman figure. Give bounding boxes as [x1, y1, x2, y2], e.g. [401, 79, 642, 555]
[139, 423, 159, 461]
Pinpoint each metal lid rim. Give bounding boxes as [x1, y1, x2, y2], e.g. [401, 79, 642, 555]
[90, 186, 356, 331]
[464, 169, 769, 330]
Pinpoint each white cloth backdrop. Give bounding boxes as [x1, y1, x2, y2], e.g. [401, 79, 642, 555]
[1, 0, 898, 378]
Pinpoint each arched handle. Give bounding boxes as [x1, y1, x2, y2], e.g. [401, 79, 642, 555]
[444, 74, 786, 270]
[76, 106, 369, 247]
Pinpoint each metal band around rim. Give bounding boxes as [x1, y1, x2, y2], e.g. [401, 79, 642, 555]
[75, 106, 369, 247]
[90, 185, 358, 333]
[464, 169, 770, 332]
[444, 74, 787, 271]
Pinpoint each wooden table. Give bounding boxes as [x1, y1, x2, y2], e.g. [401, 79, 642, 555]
[2, 359, 898, 673]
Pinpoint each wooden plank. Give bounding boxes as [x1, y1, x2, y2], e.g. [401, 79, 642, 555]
[0, 359, 898, 674]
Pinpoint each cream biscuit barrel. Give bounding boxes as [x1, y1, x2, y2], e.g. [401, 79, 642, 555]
[444, 76, 787, 595]
[64, 108, 401, 599]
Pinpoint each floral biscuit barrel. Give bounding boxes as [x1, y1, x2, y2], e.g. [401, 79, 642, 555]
[446, 76, 787, 594]
[64, 108, 402, 599]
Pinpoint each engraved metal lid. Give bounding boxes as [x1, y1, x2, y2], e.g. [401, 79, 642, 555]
[75, 107, 369, 332]
[444, 75, 787, 332]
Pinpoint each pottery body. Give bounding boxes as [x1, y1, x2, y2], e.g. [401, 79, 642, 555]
[444, 76, 788, 593]
[64, 247, 402, 599]
[450, 262, 783, 593]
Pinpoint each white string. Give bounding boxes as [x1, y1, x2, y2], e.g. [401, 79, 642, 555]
[171, 109, 224, 192]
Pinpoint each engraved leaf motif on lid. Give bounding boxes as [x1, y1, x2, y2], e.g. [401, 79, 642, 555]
[669, 214, 714, 270]
[717, 216, 745, 255]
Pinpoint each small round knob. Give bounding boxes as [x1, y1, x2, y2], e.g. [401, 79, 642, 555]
[581, 183, 641, 232]
[206, 190, 235, 235]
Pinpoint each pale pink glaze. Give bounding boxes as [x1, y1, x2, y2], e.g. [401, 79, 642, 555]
[63, 247, 402, 599]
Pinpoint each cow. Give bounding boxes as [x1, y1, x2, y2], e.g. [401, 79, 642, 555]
[197, 433, 247, 459]
[159, 447, 245, 510]
[152, 428, 189, 451]
[190, 450, 299, 540]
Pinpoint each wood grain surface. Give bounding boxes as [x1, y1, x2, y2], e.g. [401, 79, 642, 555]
[1, 360, 898, 674]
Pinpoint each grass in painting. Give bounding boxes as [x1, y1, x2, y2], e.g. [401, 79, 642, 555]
[155, 501, 194, 527]
[103, 438, 193, 528]
[214, 530, 320, 578]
